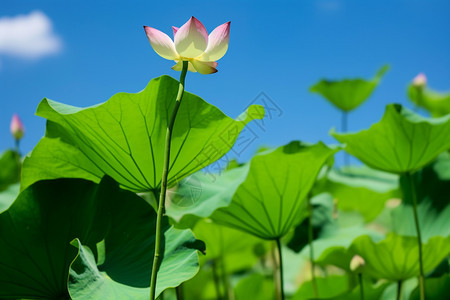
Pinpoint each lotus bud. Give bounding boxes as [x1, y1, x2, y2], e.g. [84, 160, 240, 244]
[412, 73, 427, 88]
[10, 114, 25, 141]
[350, 255, 365, 273]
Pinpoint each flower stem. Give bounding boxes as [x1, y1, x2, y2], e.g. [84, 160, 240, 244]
[405, 172, 425, 300]
[307, 197, 318, 298]
[396, 280, 403, 300]
[341, 111, 349, 166]
[149, 61, 189, 300]
[175, 284, 184, 300]
[275, 238, 285, 300]
[358, 273, 364, 300]
[212, 260, 223, 300]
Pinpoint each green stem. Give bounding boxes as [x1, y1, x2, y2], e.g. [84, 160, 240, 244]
[406, 172, 425, 300]
[341, 111, 349, 166]
[396, 280, 403, 300]
[212, 260, 223, 300]
[175, 284, 184, 300]
[358, 273, 364, 300]
[220, 257, 231, 300]
[149, 61, 189, 300]
[307, 197, 318, 298]
[276, 238, 285, 300]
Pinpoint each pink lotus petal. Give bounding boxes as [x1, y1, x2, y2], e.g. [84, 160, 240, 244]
[198, 21, 230, 62]
[190, 60, 218, 74]
[172, 26, 179, 37]
[10, 114, 25, 140]
[143, 26, 179, 60]
[174, 17, 208, 58]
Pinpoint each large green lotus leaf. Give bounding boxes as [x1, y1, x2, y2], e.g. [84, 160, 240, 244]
[0, 183, 19, 213]
[211, 141, 338, 240]
[410, 274, 450, 300]
[350, 234, 450, 281]
[291, 275, 351, 300]
[310, 65, 389, 112]
[392, 152, 450, 241]
[69, 223, 201, 299]
[0, 178, 111, 299]
[166, 163, 250, 229]
[332, 104, 450, 174]
[193, 219, 267, 273]
[0, 177, 202, 299]
[22, 75, 264, 192]
[235, 273, 274, 300]
[315, 166, 400, 222]
[0, 149, 21, 191]
[408, 85, 450, 117]
[305, 214, 383, 271]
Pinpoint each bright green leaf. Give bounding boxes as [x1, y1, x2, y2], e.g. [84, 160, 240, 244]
[350, 234, 450, 281]
[332, 104, 450, 174]
[0, 183, 19, 213]
[235, 273, 274, 300]
[291, 275, 351, 300]
[408, 84, 450, 117]
[22, 75, 264, 192]
[211, 141, 338, 240]
[166, 164, 250, 229]
[310, 65, 389, 112]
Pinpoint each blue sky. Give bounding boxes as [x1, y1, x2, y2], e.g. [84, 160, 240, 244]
[1, 0, 449, 165]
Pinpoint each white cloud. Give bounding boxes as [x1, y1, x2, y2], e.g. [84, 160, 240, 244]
[0, 11, 61, 59]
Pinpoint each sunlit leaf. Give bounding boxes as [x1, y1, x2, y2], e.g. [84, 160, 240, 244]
[310, 65, 389, 111]
[0, 183, 19, 213]
[332, 104, 450, 174]
[166, 164, 250, 229]
[321, 280, 389, 300]
[211, 141, 339, 240]
[408, 84, 450, 117]
[193, 219, 267, 273]
[314, 166, 400, 222]
[22, 75, 264, 192]
[350, 234, 450, 281]
[235, 273, 274, 300]
[291, 275, 351, 300]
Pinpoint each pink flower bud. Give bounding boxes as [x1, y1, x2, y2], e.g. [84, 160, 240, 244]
[350, 255, 365, 273]
[10, 114, 25, 140]
[413, 73, 427, 88]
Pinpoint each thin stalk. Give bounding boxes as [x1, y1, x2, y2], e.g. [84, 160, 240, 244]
[175, 284, 184, 300]
[14, 139, 20, 156]
[212, 260, 223, 300]
[149, 61, 189, 300]
[405, 172, 425, 300]
[341, 111, 349, 166]
[220, 256, 231, 300]
[396, 280, 403, 300]
[358, 273, 364, 300]
[307, 197, 318, 298]
[275, 238, 285, 300]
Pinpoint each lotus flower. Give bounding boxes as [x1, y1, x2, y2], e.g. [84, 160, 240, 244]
[144, 17, 230, 74]
[413, 73, 427, 88]
[10, 114, 25, 140]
